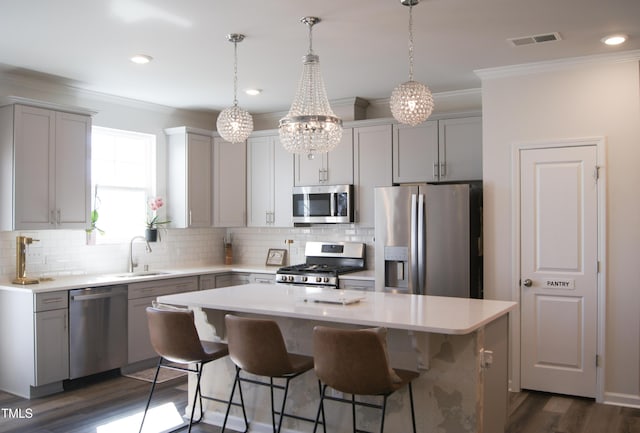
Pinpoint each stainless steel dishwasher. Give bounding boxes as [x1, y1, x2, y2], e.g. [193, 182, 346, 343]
[69, 285, 128, 379]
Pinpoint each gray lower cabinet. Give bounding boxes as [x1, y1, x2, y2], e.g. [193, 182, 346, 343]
[34, 291, 69, 387]
[0, 289, 69, 398]
[250, 273, 275, 284]
[338, 278, 374, 291]
[214, 273, 250, 288]
[199, 274, 217, 290]
[127, 276, 198, 364]
[201, 272, 275, 289]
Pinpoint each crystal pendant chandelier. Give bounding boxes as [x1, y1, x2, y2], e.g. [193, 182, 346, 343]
[217, 33, 254, 143]
[279, 17, 342, 157]
[390, 0, 434, 126]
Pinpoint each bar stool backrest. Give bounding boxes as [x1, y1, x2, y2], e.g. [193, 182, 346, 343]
[146, 306, 208, 364]
[225, 314, 294, 377]
[313, 326, 394, 395]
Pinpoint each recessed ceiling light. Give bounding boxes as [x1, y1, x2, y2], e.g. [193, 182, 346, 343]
[245, 88, 262, 96]
[601, 34, 627, 46]
[130, 54, 153, 64]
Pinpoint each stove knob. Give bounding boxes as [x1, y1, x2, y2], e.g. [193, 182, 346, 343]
[288, 276, 295, 282]
[302, 276, 308, 282]
[316, 277, 322, 283]
[323, 277, 330, 283]
[280, 275, 287, 282]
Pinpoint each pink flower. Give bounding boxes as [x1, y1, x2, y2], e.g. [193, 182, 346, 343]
[147, 197, 170, 228]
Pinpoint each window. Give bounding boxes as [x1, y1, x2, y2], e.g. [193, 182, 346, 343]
[91, 126, 156, 243]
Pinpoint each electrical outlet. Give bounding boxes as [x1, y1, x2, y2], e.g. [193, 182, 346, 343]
[480, 349, 494, 369]
[26, 251, 44, 265]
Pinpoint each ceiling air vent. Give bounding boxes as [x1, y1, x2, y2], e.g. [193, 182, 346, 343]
[508, 32, 562, 47]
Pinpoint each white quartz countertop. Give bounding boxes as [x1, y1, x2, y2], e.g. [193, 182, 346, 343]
[0, 264, 279, 293]
[158, 284, 517, 335]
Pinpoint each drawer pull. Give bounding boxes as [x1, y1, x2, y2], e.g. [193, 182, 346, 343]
[43, 298, 64, 304]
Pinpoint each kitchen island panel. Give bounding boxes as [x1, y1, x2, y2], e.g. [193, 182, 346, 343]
[159, 285, 515, 433]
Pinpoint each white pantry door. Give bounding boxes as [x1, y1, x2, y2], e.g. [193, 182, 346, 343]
[520, 145, 598, 398]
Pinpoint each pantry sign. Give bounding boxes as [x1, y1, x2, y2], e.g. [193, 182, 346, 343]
[543, 278, 575, 289]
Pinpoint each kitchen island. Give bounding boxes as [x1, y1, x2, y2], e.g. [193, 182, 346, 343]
[159, 284, 517, 433]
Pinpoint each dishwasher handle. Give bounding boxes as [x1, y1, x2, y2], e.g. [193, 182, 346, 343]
[70, 286, 127, 302]
[71, 292, 121, 301]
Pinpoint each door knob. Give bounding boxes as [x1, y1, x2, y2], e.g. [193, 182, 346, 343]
[522, 278, 533, 287]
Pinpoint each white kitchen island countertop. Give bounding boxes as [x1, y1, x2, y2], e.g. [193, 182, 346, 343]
[158, 283, 517, 335]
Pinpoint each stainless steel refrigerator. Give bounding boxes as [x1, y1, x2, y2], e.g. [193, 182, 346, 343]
[374, 183, 482, 298]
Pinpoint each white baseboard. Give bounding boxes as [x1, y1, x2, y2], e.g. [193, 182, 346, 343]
[603, 391, 640, 409]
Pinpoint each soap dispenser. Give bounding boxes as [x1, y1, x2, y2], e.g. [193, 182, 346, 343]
[13, 236, 40, 285]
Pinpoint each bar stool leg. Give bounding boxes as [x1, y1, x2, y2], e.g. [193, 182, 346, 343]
[318, 381, 326, 433]
[380, 395, 389, 433]
[138, 357, 163, 433]
[313, 383, 327, 433]
[269, 377, 277, 433]
[186, 364, 203, 433]
[222, 366, 249, 433]
[351, 393, 357, 433]
[408, 383, 417, 433]
[275, 377, 292, 433]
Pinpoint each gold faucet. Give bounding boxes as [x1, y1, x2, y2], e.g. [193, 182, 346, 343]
[13, 236, 40, 285]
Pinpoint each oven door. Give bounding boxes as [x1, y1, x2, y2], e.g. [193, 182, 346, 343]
[292, 185, 353, 224]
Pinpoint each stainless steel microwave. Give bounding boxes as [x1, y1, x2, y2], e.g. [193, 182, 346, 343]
[292, 184, 354, 224]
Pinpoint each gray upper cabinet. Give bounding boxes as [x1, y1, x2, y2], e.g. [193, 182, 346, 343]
[166, 127, 213, 228]
[294, 128, 354, 186]
[393, 121, 439, 183]
[437, 117, 483, 181]
[0, 103, 92, 230]
[213, 136, 246, 227]
[353, 124, 393, 227]
[247, 132, 293, 227]
[393, 116, 482, 183]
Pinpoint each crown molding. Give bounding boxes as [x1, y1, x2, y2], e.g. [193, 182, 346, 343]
[475, 49, 640, 80]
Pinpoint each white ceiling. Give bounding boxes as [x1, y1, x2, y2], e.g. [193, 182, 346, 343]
[0, 0, 638, 114]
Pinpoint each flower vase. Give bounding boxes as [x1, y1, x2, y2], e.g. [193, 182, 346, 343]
[145, 228, 158, 242]
[86, 230, 97, 245]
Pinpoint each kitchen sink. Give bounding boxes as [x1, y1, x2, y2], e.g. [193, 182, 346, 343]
[114, 271, 172, 278]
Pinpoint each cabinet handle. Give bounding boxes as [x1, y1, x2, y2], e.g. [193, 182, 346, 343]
[440, 162, 447, 178]
[433, 163, 439, 179]
[57, 209, 61, 224]
[318, 169, 322, 183]
[189, 210, 192, 226]
[43, 298, 64, 304]
[64, 312, 67, 331]
[50, 210, 55, 225]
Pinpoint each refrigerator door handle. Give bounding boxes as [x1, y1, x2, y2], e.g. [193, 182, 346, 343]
[411, 194, 419, 293]
[417, 194, 426, 295]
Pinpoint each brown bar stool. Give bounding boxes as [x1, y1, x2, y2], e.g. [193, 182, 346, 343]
[222, 314, 318, 433]
[138, 305, 233, 433]
[312, 326, 418, 433]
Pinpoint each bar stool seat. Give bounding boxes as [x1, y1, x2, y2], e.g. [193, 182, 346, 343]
[312, 325, 418, 433]
[222, 314, 318, 433]
[138, 304, 230, 433]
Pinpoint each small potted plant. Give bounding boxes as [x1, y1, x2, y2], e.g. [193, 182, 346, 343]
[146, 196, 170, 242]
[86, 185, 104, 245]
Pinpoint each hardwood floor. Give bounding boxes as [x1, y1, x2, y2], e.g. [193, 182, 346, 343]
[1, 372, 639, 433]
[0, 372, 228, 433]
[506, 390, 640, 433]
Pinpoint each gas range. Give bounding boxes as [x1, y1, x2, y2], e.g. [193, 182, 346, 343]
[276, 241, 366, 288]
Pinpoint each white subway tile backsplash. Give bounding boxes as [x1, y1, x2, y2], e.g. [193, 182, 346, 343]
[0, 225, 375, 279]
